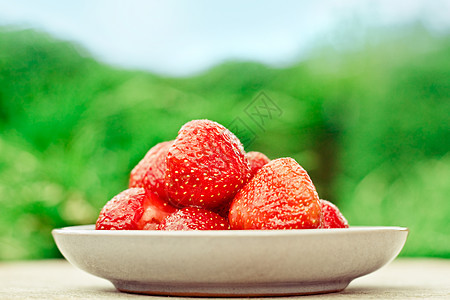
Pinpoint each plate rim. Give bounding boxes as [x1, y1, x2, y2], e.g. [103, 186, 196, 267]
[52, 224, 409, 237]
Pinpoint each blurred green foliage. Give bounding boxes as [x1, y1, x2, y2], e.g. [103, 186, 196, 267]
[0, 25, 449, 260]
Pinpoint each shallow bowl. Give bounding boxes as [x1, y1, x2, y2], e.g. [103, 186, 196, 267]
[53, 225, 408, 296]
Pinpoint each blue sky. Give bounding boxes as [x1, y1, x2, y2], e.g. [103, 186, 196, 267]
[0, 0, 448, 76]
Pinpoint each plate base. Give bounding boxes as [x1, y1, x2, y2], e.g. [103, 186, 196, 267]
[112, 280, 350, 297]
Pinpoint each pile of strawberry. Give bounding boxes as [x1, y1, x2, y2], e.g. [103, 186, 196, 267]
[95, 119, 348, 231]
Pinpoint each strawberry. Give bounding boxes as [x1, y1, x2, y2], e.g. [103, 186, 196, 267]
[95, 188, 147, 230]
[137, 192, 178, 230]
[246, 151, 270, 178]
[129, 141, 173, 200]
[320, 199, 349, 229]
[166, 119, 251, 210]
[95, 188, 177, 230]
[229, 157, 322, 230]
[158, 207, 230, 230]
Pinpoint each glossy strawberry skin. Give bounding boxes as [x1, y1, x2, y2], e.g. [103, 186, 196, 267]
[129, 141, 173, 200]
[320, 199, 349, 229]
[137, 192, 178, 230]
[246, 151, 270, 178]
[213, 150, 270, 218]
[166, 119, 251, 210]
[158, 207, 230, 230]
[95, 188, 147, 230]
[95, 188, 177, 230]
[229, 157, 322, 230]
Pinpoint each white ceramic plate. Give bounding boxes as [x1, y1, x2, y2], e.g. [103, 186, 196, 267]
[53, 225, 408, 296]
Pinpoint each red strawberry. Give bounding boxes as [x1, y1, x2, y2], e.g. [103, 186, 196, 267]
[95, 188, 147, 230]
[166, 119, 251, 210]
[246, 151, 270, 178]
[129, 141, 173, 200]
[229, 157, 322, 230]
[320, 199, 349, 229]
[158, 207, 230, 231]
[137, 192, 178, 230]
[95, 188, 177, 230]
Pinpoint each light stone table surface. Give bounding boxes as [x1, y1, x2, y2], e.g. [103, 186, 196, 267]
[0, 258, 449, 299]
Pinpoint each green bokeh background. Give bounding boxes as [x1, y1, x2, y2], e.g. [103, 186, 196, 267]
[0, 24, 449, 260]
